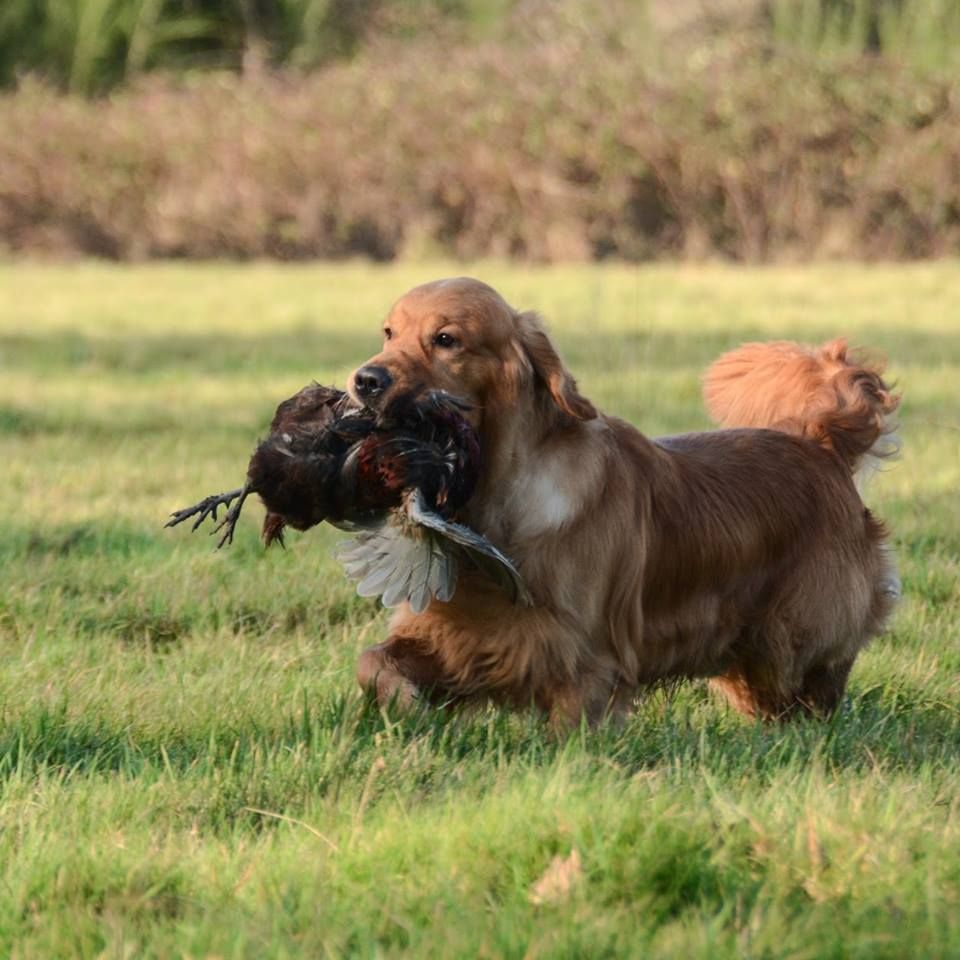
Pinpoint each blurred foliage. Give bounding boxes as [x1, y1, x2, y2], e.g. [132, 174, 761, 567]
[1, 0, 959, 262]
[0, 0, 518, 94]
[2, 0, 960, 95]
[2, 24, 959, 263]
[770, 0, 960, 73]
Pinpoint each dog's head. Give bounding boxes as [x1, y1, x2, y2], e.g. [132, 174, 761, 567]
[348, 277, 596, 430]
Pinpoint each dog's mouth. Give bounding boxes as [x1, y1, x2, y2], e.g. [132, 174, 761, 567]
[346, 374, 481, 436]
[372, 388, 474, 426]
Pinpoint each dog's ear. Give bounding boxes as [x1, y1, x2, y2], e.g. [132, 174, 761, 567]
[514, 311, 596, 421]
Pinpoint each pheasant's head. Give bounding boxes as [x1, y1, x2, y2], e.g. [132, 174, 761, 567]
[351, 395, 481, 518]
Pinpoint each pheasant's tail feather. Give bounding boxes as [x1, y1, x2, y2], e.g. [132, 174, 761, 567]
[261, 512, 287, 548]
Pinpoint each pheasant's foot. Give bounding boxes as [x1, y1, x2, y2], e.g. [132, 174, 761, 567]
[166, 488, 245, 533]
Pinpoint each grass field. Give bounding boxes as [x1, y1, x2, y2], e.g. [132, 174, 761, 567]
[1, 261, 958, 957]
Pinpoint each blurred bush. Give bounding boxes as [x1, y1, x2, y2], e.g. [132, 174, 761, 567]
[1, 0, 959, 261]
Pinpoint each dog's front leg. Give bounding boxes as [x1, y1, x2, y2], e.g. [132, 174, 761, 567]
[356, 636, 451, 710]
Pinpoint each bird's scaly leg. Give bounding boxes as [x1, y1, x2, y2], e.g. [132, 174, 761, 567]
[209, 485, 252, 548]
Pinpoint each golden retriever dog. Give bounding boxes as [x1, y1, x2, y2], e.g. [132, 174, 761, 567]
[349, 278, 900, 727]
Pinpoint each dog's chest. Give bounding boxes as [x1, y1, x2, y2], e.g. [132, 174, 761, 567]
[494, 427, 608, 541]
[507, 468, 577, 538]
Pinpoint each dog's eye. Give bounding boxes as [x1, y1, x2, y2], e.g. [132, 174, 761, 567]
[433, 332, 459, 349]
[383, 327, 392, 341]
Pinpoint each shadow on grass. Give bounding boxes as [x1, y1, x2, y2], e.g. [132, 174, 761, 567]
[4, 323, 956, 449]
[0, 327, 374, 378]
[0, 517, 326, 566]
[1, 680, 956, 804]
[4, 323, 959, 383]
[4, 521, 159, 560]
[0, 402, 253, 440]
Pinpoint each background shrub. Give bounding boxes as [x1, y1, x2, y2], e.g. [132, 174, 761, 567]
[1, 0, 959, 261]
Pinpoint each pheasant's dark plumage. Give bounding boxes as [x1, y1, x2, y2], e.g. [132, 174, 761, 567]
[166, 384, 528, 611]
[248, 385, 480, 542]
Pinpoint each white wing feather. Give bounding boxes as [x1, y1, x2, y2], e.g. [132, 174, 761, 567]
[405, 491, 532, 606]
[334, 490, 531, 611]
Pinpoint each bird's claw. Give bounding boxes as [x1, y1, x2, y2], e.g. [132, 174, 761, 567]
[165, 487, 248, 548]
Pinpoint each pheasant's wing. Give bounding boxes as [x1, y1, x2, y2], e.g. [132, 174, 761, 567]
[405, 490, 533, 607]
[335, 525, 457, 614]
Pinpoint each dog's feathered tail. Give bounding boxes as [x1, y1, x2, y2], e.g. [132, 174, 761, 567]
[703, 338, 900, 479]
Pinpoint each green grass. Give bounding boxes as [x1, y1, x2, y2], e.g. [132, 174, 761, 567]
[0, 261, 958, 957]
[771, 0, 960, 74]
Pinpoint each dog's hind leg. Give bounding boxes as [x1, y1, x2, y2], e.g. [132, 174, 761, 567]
[712, 651, 859, 720]
[709, 668, 796, 721]
[793, 657, 856, 717]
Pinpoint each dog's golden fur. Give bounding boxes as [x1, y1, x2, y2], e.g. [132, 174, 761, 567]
[350, 278, 900, 726]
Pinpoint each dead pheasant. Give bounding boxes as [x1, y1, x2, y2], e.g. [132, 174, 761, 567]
[166, 384, 531, 612]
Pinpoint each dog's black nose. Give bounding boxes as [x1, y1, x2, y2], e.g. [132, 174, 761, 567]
[353, 365, 393, 400]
